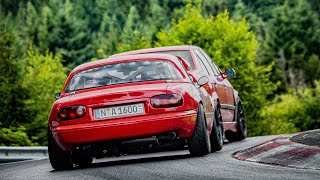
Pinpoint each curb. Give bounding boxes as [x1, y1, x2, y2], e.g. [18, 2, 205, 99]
[233, 134, 320, 170]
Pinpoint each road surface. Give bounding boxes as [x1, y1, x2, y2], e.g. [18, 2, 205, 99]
[1, 135, 319, 180]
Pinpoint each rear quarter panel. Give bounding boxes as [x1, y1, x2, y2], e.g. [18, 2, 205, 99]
[167, 82, 214, 133]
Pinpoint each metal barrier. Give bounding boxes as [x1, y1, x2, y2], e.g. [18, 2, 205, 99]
[0, 146, 48, 163]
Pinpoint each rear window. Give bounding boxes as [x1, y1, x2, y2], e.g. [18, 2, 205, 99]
[65, 60, 183, 92]
[147, 51, 194, 69]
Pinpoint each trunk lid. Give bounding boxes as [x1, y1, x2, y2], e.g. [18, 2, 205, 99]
[67, 82, 168, 105]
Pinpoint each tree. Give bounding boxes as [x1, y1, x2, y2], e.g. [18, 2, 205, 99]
[22, 49, 67, 145]
[260, 81, 320, 135]
[268, 0, 320, 88]
[116, 6, 151, 53]
[0, 16, 35, 146]
[0, 18, 27, 128]
[232, 0, 288, 94]
[0, 7, 67, 145]
[201, 0, 236, 17]
[14, 0, 94, 68]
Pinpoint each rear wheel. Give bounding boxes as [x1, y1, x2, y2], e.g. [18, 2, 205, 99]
[48, 127, 74, 170]
[210, 103, 224, 152]
[236, 102, 247, 140]
[226, 101, 247, 142]
[188, 104, 211, 156]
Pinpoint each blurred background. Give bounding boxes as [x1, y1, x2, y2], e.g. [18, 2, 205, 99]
[0, 0, 319, 146]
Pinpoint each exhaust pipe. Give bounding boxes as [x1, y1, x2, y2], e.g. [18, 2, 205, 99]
[168, 132, 177, 140]
[157, 132, 177, 140]
[157, 132, 178, 141]
[121, 136, 159, 145]
[122, 132, 178, 146]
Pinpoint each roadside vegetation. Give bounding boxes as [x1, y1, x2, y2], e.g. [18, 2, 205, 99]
[0, 0, 319, 146]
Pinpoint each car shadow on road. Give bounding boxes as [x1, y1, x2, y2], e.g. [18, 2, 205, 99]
[50, 150, 193, 172]
[92, 154, 192, 169]
[50, 142, 232, 172]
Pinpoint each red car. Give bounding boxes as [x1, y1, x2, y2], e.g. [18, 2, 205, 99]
[112, 46, 247, 142]
[48, 54, 224, 170]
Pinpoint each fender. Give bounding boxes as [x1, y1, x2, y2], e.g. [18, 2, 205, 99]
[233, 89, 239, 106]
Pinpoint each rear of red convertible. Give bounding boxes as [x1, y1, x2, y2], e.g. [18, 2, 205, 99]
[48, 57, 201, 152]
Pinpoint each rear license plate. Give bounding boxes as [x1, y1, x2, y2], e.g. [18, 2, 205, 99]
[94, 103, 145, 119]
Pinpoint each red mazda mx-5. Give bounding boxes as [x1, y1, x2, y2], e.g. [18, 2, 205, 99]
[48, 54, 224, 170]
[112, 46, 247, 142]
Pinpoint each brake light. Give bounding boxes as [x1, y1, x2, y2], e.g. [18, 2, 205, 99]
[150, 94, 183, 108]
[58, 105, 86, 120]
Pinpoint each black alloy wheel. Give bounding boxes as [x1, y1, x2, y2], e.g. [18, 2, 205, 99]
[210, 103, 223, 152]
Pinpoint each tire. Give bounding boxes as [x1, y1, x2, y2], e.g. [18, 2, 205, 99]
[188, 104, 211, 156]
[210, 103, 224, 152]
[48, 127, 74, 170]
[226, 100, 247, 142]
[235, 101, 247, 140]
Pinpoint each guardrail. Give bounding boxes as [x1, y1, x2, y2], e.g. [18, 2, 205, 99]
[0, 146, 48, 163]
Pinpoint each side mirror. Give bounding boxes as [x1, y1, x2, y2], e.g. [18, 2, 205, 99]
[197, 76, 209, 87]
[176, 56, 191, 71]
[223, 68, 236, 78]
[55, 92, 61, 100]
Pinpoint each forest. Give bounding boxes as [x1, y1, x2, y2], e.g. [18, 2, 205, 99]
[0, 0, 319, 146]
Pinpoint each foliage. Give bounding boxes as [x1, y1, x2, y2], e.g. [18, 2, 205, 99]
[0, 20, 27, 128]
[267, 0, 320, 88]
[22, 49, 67, 145]
[0, 126, 37, 146]
[0, 15, 66, 145]
[20, 0, 94, 68]
[260, 81, 320, 135]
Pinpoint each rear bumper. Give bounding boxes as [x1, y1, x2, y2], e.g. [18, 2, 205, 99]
[52, 110, 197, 151]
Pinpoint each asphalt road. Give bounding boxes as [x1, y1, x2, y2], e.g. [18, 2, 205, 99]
[1, 135, 320, 180]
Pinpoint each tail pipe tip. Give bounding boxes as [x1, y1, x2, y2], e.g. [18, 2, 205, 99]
[169, 132, 177, 140]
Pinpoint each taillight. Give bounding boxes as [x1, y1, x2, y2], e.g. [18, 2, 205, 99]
[150, 94, 183, 108]
[58, 105, 86, 120]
